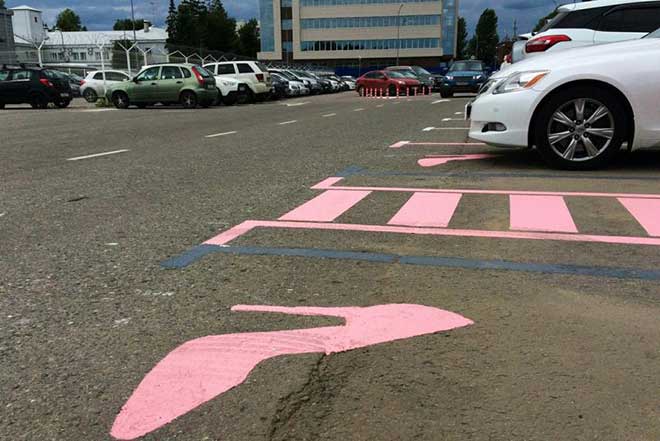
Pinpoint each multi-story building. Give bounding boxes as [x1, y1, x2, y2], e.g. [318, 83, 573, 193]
[258, 0, 457, 70]
[0, 4, 16, 64]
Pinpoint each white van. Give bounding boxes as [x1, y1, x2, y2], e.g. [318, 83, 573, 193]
[512, 0, 660, 63]
[203, 61, 272, 101]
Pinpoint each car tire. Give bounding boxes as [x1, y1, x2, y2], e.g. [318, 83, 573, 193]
[30, 93, 48, 109]
[388, 85, 398, 97]
[357, 86, 364, 96]
[533, 86, 627, 170]
[180, 91, 198, 109]
[83, 89, 98, 103]
[0, 102, 5, 109]
[137, 103, 147, 109]
[440, 90, 453, 98]
[222, 93, 237, 106]
[200, 100, 211, 108]
[237, 88, 253, 105]
[55, 100, 71, 108]
[112, 92, 130, 109]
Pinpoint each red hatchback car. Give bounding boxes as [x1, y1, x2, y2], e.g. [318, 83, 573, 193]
[356, 70, 421, 96]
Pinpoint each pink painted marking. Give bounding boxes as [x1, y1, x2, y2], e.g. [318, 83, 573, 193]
[510, 195, 578, 233]
[204, 220, 660, 247]
[311, 176, 344, 189]
[279, 190, 371, 222]
[389, 142, 487, 149]
[619, 198, 660, 237]
[388, 192, 462, 228]
[390, 141, 411, 149]
[110, 304, 473, 440]
[311, 181, 660, 200]
[418, 154, 496, 168]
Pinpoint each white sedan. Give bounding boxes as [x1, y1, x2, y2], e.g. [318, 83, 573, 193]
[468, 29, 660, 169]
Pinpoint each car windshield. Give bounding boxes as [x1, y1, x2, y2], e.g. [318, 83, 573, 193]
[387, 71, 406, 78]
[399, 71, 417, 78]
[413, 66, 431, 76]
[450, 61, 484, 72]
[644, 27, 660, 38]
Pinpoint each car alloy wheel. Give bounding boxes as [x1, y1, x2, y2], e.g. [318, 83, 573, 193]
[113, 92, 130, 109]
[83, 89, 98, 103]
[547, 98, 614, 162]
[180, 91, 197, 109]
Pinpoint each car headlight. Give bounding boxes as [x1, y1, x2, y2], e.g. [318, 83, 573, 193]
[445, 75, 454, 80]
[493, 70, 549, 94]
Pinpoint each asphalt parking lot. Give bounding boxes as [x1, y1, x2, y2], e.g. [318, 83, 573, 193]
[1, 93, 659, 441]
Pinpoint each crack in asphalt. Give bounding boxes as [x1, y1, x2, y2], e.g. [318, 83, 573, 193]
[268, 354, 330, 441]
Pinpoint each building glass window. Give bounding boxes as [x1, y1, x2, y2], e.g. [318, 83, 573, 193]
[259, 0, 275, 52]
[301, 15, 441, 29]
[300, 38, 440, 51]
[442, 0, 456, 55]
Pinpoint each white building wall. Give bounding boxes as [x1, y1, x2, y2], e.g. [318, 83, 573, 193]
[11, 7, 46, 43]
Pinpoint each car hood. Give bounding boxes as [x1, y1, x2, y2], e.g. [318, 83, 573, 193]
[494, 38, 660, 79]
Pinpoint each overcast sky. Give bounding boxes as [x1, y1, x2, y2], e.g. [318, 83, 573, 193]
[6, 0, 559, 36]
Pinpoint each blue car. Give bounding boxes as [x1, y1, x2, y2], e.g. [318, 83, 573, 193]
[440, 60, 489, 98]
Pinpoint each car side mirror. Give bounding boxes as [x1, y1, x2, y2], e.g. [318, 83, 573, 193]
[133, 77, 139, 83]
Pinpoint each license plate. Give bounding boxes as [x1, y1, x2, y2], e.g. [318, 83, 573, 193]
[465, 101, 473, 120]
[60, 93, 70, 98]
[457, 82, 468, 86]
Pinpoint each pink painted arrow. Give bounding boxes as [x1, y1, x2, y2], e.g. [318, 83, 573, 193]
[418, 154, 496, 168]
[111, 304, 473, 440]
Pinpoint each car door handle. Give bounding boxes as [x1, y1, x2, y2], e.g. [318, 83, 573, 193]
[176, 81, 183, 84]
[151, 82, 157, 86]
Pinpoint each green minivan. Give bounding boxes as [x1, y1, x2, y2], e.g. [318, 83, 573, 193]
[108, 64, 218, 109]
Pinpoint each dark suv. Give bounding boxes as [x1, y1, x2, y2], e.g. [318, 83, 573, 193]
[0, 66, 73, 109]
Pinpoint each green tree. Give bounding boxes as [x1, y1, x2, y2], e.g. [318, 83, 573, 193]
[205, 0, 237, 53]
[166, 0, 177, 44]
[470, 9, 499, 65]
[55, 8, 84, 31]
[0, 0, 6, 9]
[533, 9, 559, 33]
[456, 17, 468, 59]
[237, 18, 260, 57]
[113, 18, 144, 31]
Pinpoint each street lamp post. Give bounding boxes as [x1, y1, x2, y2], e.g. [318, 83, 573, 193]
[396, 3, 404, 66]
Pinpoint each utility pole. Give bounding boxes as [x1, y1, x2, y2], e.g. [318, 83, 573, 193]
[396, 3, 404, 66]
[130, 0, 137, 43]
[513, 19, 518, 38]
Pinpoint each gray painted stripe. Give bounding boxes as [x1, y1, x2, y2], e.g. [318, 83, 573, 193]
[161, 244, 660, 281]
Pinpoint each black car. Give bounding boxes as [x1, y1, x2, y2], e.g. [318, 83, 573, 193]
[0, 65, 73, 109]
[270, 74, 289, 100]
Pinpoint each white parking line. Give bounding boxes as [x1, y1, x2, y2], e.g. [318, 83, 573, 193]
[455, 112, 464, 115]
[66, 149, 130, 161]
[205, 131, 237, 138]
[354, 108, 365, 112]
[376, 104, 384, 108]
[423, 127, 469, 132]
[0, 212, 5, 218]
[283, 101, 310, 107]
[279, 120, 298, 125]
[432, 99, 451, 104]
[322, 113, 337, 117]
[442, 118, 463, 122]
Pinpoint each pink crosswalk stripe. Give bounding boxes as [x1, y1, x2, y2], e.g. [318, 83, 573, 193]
[279, 190, 371, 222]
[618, 198, 660, 237]
[388, 192, 462, 228]
[510, 195, 578, 233]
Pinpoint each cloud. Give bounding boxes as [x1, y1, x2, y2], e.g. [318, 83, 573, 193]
[6, 0, 557, 36]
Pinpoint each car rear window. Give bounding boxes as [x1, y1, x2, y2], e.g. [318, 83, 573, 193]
[539, 7, 606, 32]
[0, 70, 9, 81]
[256, 62, 269, 73]
[93, 72, 104, 80]
[237, 63, 254, 73]
[194, 66, 213, 77]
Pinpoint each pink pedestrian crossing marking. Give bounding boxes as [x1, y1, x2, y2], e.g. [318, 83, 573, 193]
[619, 198, 660, 237]
[388, 192, 462, 228]
[279, 190, 371, 222]
[509, 195, 578, 233]
[418, 154, 496, 168]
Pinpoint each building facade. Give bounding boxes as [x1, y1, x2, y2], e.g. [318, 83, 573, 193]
[258, 0, 457, 70]
[0, 5, 16, 64]
[9, 5, 168, 73]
